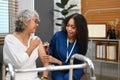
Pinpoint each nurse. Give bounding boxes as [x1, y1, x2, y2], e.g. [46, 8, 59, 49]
[41, 13, 88, 80]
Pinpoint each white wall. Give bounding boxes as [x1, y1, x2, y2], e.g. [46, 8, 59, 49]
[18, 0, 34, 13]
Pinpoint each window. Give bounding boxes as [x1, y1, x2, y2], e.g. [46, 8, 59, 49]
[0, 0, 18, 44]
[0, 0, 9, 34]
[0, 0, 18, 36]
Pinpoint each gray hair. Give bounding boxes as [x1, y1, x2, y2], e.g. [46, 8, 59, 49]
[15, 9, 40, 32]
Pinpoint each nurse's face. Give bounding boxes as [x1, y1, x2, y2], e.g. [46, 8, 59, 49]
[66, 18, 77, 38]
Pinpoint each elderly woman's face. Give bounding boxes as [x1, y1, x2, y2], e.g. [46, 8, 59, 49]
[26, 16, 39, 33]
[66, 18, 77, 38]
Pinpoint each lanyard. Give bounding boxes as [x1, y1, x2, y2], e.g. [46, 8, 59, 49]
[65, 38, 77, 62]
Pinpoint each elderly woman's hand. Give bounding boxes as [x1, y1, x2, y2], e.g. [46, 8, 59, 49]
[26, 37, 41, 56]
[30, 37, 41, 49]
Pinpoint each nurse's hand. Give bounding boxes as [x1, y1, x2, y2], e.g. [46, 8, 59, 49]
[43, 42, 49, 55]
[41, 55, 62, 65]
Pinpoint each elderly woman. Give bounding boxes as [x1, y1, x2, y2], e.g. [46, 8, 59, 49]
[3, 10, 48, 80]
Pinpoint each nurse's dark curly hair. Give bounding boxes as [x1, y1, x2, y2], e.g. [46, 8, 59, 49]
[62, 13, 88, 55]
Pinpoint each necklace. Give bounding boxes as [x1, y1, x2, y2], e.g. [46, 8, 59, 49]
[65, 38, 77, 62]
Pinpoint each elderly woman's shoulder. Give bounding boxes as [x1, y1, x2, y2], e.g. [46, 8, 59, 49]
[5, 34, 14, 40]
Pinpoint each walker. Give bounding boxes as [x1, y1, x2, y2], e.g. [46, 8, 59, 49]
[3, 54, 96, 80]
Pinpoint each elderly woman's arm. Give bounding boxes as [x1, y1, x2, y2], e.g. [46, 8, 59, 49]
[38, 41, 49, 78]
